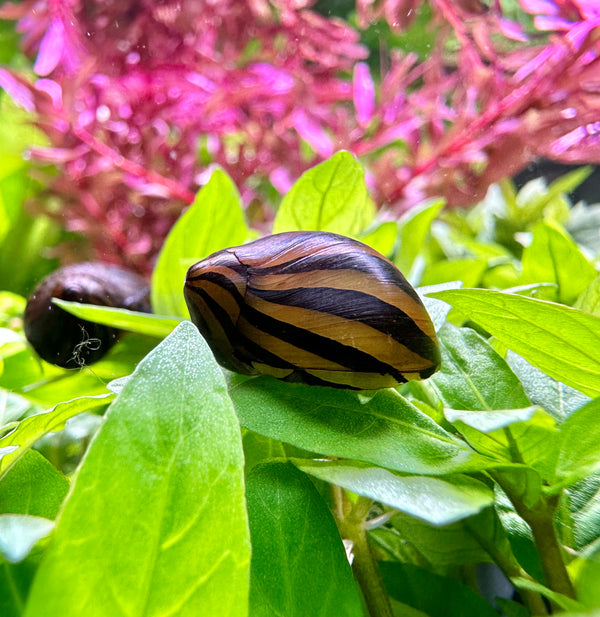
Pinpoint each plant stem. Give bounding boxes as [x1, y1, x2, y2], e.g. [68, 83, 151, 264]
[524, 497, 576, 600]
[332, 490, 393, 617]
[495, 476, 576, 602]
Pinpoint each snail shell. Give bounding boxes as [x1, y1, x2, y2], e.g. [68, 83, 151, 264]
[24, 262, 151, 368]
[184, 231, 440, 389]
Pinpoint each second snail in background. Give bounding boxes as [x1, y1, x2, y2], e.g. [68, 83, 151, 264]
[184, 231, 440, 390]
[23, 262, 151, 368]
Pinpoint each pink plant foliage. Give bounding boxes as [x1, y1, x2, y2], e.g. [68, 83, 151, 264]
[1, 0, 599, 270]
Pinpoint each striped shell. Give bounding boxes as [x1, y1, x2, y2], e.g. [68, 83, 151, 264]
[184, 231, 440, 390]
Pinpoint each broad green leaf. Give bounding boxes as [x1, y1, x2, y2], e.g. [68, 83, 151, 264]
[575, 276, 600, 316]
[0, 394, 112, 479]
[444, 407, 538, 433]
[380, 562, 500, 617]
[296, 459, 494, 526]
[571, 550, 600, 609]
[445, 407, 559, 480]
[229, 377, 492, 476]
[384, 506, 514, 567]
[53, 299, 181, 338]
[428, 288, 600, 398]
[419, 259, 487, 288]
[420, 282, 461, 331]
[0, 515, 54, 563]
[272, 151, 375, 236]
[569, 473, 600, 551]
[506, 351, 591, 422]
[430, 323, 530, 411]
[359, 221, 397, 257]
[519, 221, 596, 304]
[151, 168, 248, 317]
[24, 321, 250, 617]
[553, 398, 600, 491]
[0, 556, 38, 617]
[21, 333, 157, 408]
[0, 450, 68, 518]
[395, 198, 444, 277]
[247, 461, 362, 617]
[242, 431, 287, 473]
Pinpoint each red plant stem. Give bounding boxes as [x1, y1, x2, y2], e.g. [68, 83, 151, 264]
[71, 125, 196, 205]
[387, 31, 570, 205]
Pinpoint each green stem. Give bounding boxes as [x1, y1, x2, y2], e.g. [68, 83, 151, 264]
[496, 477, 576, 601]
[333, 491, 393, 617]
[466, 520, 548, 616]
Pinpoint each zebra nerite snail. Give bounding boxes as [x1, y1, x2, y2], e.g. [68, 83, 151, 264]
[24, 262, 151, 368]
[184, 231, 440, 389]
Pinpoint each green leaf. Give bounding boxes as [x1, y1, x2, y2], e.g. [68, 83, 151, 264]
[24, 321, 250, 617]
[519, 221, 597, 305]
[428, 288, 600, 398]
[0, 450, 68, 518]
[553, 398, 600, 490]
[430, 323, 531, 411]
[445, 407, 559, 480]
[0, 394, 112, 479]
[272, 151, 375, 236]
[359, 221, 397, 257]
[0, 556, 38, 617]
[296, 460, 494, 526]
[511, 577, 584, 612]
[53, 299, 181, 337]
[380, 562, 500, 617]
[230, 377, 491, 476]
[419, 259, 487, 288]
[394, 198, 444, 277]
[506, 351, 591, 422]
[575, 276, 600, 316]
[151, 168, 248, 317]
[0, 515, 54, 563]
[382, 506, 514, 567]
[246, 461, 362, 617]
[569, 473, 600, 551]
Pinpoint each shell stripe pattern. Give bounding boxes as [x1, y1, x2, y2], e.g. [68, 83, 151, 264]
[184, 231, 440, 389]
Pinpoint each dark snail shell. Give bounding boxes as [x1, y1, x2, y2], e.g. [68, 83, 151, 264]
[24, 262, 151, 368]
[184, 231, 440, 390]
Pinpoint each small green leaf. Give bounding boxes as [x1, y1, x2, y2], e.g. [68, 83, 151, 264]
[247, 461, 362, 617]
[0, 394, 112, 479]
[24, 321, 250, 617]
[0, 450, 68, 518]
[53, 299, 181, 337]
[230, 377, 491, 476]
[394, 198, 444, 277]
[296, 459, 494, 526]
[151, 168, 248, 317]
[273, 151, 375, 236]
[0, 515, 54, 563]
[430, 323, 531, 411]
[429, 288, 600, 398]
[519, 221, 597, 305]
[511, 577, 584, 612]
[553, 398, 600, 490]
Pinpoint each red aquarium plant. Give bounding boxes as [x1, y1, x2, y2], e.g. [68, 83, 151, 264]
[0, 0, 599, 270]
